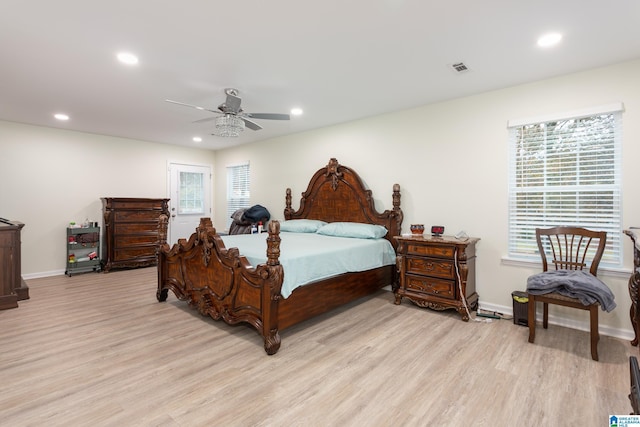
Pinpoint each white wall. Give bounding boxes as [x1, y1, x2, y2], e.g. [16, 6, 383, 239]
[214, 59, 640, 339]
[0, 121, 216, 276]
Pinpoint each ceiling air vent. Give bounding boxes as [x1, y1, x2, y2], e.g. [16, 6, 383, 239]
[450, 62, 470, 74]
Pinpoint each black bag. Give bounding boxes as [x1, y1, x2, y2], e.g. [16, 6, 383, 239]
[242, 204, 270, 223]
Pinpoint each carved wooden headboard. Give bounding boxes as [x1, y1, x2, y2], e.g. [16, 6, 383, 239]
[284, 158, 403, 248]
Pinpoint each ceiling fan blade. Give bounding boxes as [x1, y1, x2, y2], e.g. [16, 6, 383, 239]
[241, 117, 263, 131]
[245, 113, 290, 120]
[192, 116, 216, 124]
[165, 99, 220, 115]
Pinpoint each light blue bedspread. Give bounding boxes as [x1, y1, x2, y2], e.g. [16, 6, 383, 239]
[220, 232, 396, 298]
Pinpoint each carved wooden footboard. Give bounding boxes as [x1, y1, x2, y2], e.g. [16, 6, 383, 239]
[157, 157, 403, 355]
[157, 218, 285, 355]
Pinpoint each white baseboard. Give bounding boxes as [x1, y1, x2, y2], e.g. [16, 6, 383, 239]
[479, 301, 635, 342]
[23, 269, 65, 280]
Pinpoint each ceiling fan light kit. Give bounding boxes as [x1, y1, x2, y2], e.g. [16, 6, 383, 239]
[215, 114, 244, 137]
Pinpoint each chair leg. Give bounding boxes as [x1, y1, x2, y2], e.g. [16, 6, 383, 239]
[543, 302, 549, 329]
[528, 295, 536, 343]
[590, 305, 599, 361]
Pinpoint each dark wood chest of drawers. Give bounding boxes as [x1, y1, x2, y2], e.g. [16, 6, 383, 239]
[394, 235, 479, 321]
[0, 219, 29, 309]
[101, 198, 169, 272]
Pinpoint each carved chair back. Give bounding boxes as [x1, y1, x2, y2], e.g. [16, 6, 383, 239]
[535, 226, 607, 276]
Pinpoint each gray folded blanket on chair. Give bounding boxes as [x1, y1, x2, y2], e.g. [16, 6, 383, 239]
[527, 270, 616, 312]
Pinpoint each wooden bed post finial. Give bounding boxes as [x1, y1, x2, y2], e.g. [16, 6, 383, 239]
[266, 220, 281, 266]
[285, 188, 293, 218]
[157, 214, 169, 246]
[392, 184, 402, 219]
[393, 183, 401, 212]
[392, 183, 403, 236]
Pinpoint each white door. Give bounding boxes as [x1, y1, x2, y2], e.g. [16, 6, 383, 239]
[168, 162, 212, 245]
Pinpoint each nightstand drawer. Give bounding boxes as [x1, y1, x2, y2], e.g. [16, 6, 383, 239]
[407, 257, 454, 279]
[406, 274, 455, 298]
[407, 244, 454, 258]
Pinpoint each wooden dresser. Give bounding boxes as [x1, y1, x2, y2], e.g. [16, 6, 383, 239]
[101, 198, 170, 272]
[394, 234, 479, 321]
[0, 218, 29, 309]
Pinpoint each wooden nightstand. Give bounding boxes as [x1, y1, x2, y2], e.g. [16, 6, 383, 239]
[394, 234, 479, 321]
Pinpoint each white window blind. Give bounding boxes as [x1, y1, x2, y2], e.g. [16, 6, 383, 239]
[507, 106, 623, 266]
[226, 162, 250, 228]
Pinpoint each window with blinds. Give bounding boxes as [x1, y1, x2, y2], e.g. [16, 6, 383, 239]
[507, 105, 623, 266]
[226, 162, 250, 228]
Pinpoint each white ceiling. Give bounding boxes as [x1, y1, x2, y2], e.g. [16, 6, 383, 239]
[1, 1, 639, 151]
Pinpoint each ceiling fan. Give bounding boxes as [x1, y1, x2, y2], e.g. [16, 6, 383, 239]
[166, 88, 290, 137]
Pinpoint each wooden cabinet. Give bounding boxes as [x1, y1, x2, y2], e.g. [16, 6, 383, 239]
[101, 198, 169, 272]
[0, 218, 28, 310]
[394, 235, 479, 321]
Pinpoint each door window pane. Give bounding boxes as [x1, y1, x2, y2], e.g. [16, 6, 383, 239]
[179, 171, 204, 214]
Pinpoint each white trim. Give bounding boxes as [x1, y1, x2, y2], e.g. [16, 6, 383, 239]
[23, 269, 66, 279]
[500, 256, 631, 279]
[507, 102, 625, 127]
[479, 301, 635, 341]
[166, 160, 213, 245]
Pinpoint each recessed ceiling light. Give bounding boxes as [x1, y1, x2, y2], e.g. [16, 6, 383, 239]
[291, 108, 303, 116]
[54, 113, 69, 121]
[192, 136, 202, 143]
[117, 52, 139, 65]
[537, 33, 562, 48]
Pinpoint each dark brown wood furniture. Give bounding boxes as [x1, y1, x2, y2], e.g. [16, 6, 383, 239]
[101, 198, 170, 272]
[157, 158, 403, 355]
[394, 234, 479, 321]
[624, 229, 640, 348]
[0, 218, 29, 310]
[527, 226, 607, 361]
[631, 356, 640, 415]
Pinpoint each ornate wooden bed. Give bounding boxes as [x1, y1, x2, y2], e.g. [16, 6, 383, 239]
[156, 158, 403, 355]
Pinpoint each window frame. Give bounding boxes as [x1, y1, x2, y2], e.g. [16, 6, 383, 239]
[226, 162, 251, 229]
[507, 103, 623, 268]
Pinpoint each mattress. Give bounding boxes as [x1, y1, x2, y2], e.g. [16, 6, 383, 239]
[220, 231, 396, 298]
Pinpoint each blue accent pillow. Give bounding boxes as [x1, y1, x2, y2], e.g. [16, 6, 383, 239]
[279, 219, 328, 233]
[316, 222, 388, 239]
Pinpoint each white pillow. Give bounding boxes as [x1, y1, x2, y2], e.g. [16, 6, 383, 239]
[316, 222, 388, 239]
[279, 219, 328, 233]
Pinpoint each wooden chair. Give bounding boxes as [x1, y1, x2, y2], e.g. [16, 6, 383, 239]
[527, 226, 607, 361]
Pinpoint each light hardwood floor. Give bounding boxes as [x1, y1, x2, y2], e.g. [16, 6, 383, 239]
[0, 267, 636, 426]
